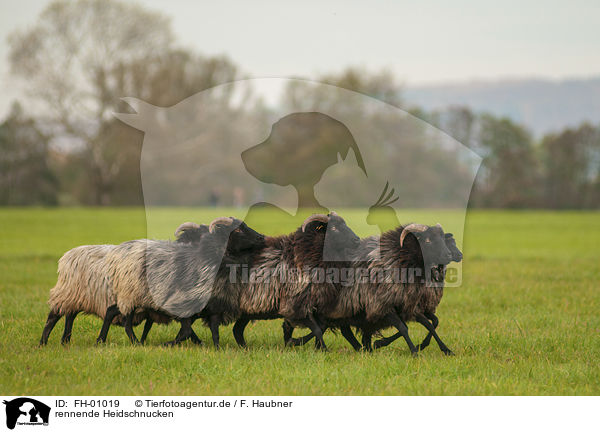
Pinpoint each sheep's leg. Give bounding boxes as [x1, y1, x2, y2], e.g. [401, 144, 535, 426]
[415, 313, 453, 356]
[209, 314, 220, 349]
[313, 316, 328, 350]
[373, 332, 402, 349]
[282, 320, 294, 346]
[96, 304, 120, 344]
[233, 316, 250, 348]
[361, 331, 373, 352]
[287, 331, 315, 347]
[39, 310, 62, 346]
[164, 318, 201, 346]
[124, 312, 140, 345]
[340, 326, 362, 351]
[417, 312, 439, 351]
[385, 312, 418, 356]
[61, 312, 78, 345]
[139, 318, 154, 345]
[306, 312, 327, 351]
[189, 329, 203, 345]
[373, 317, 416, 350]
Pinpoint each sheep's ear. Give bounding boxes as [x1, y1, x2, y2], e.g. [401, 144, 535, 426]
[445, 232, 454, 238]
[113, 97, 156, 131]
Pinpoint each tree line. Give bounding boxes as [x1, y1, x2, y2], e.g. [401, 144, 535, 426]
[1, 0, 598, 209]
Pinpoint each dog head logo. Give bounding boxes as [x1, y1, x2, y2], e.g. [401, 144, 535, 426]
[114, 78, 480, 289]
[3, 398, 50, 429]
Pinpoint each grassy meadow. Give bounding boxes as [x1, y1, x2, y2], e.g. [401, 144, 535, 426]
[0, 208, 599, 395]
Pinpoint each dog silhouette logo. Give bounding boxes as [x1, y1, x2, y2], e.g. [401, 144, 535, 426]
[3, 398, 50, 429]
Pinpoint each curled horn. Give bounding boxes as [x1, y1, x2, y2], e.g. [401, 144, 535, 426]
[209, 217, 233, 233]
[174, 222, 200, 237]
[301, 214, 329, 232]
[399, 223, 429, 247]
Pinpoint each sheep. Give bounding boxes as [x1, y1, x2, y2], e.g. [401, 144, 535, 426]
[39, 244, 154, 346]
[39, 221, 209, 346]
[231, 212, 360, 351]
[286, 223, 456, 356]
[372, 232, 462, 352]
[97, 217, 266, 348]
[174, 222, 209, 244]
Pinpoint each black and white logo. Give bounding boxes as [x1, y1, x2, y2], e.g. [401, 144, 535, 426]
[3, 398, 50, 430]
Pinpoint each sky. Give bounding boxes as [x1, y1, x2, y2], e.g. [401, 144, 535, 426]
[1, 0, 600, 117]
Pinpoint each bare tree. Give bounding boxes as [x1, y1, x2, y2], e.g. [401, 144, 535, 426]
[8, 0, 174, 204]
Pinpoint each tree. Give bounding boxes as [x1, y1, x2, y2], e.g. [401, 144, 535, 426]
[8, 0, 172, 205]
[541, 124, 600, 208]
[8, 0, 241, 205]
[472, 115, 540, 208]
[0, 103, 58, 205]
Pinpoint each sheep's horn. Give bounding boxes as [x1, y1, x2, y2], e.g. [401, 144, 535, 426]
[301, 214, 329, 232]
[328, 211, 339, 217]
[174, 222, 200, 238]
[399, 223, 429, 247]
[209, 217, 233, 233]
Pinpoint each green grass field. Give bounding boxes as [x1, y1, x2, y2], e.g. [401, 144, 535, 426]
[0, 208, 598, 395]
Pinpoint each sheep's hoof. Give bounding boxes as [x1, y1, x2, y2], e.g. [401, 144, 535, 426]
[95, 338, 105, 345]
[410, 351, 419, 358]
[443, 349, 455, 356]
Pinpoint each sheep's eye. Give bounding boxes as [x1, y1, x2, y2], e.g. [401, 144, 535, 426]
[331, 226, 337, 231]
[234, 228, 242, 233]
[425, 238, 431, 243]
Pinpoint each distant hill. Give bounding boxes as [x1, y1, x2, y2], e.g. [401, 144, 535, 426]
[403, 77, 600, 137]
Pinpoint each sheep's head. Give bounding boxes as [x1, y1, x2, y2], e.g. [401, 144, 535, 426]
[209, 217, 265, 253]
[400, 223, 453, 267]
[174, 222, 209, 244]
[301, 212, 360, 258]
[444, 233, 463, 262]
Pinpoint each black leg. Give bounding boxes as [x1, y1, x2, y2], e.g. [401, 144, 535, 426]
[288, 331, 315, 346]
[189, 329, 203, 345]
[139, 318, 154, 345]
[40, 310, 62, 346]
[282, 320, 294, 346]
[373, 317, 415, 350]
[164, 317, 200, 346]
[209, 314, 220, 349]
[306, 312, 327, 351]
[385, 312, 419, 356]
[340, 326, 362, 351]
[415, 313, 454, 356]
[361, 330, 373, 352]
[61, 312, 78, 345]
[373, 332, 403, 350]
[417, 312, 439, 351]
[233, 317, 250, 348]
[313, 315, 328, 349]
[96, 305, 120, 344]
[124, 311, 140, 345]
